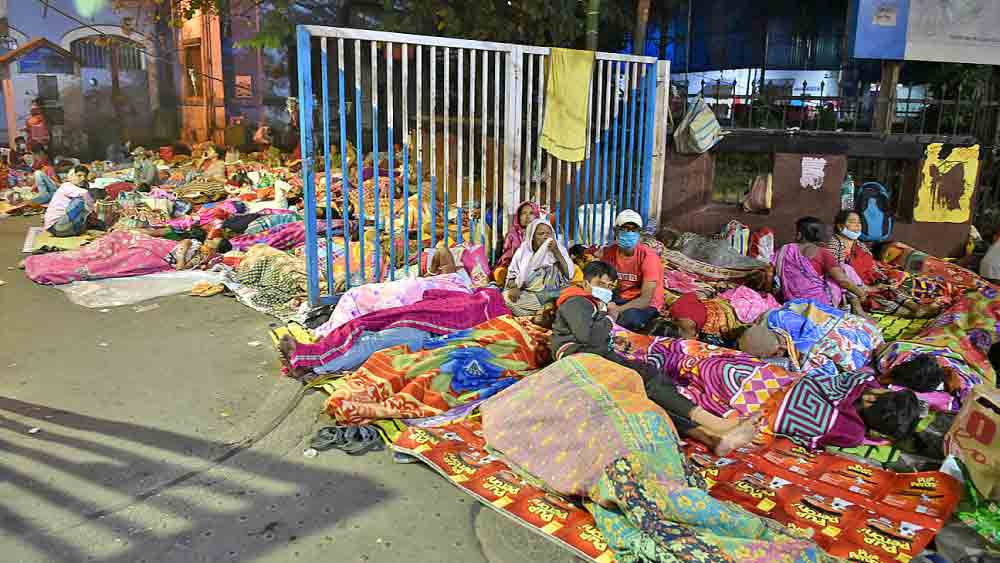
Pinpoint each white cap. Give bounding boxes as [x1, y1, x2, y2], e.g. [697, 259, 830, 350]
[615, 209, 643, 228]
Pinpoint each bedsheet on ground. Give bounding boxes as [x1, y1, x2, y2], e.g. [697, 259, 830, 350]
[871, 313, 932, 343]
[56, 269, 225, 307]
[318, 315, 550, 424]
[394, 419, 960, 563]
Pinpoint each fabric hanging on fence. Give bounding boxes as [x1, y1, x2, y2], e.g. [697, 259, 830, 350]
[538, 48, 595, 163]
[913, 143, 980, 224]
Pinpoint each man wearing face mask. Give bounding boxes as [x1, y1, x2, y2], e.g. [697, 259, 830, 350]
[600, 209, 665, 331]
[550, 260, 760, 455]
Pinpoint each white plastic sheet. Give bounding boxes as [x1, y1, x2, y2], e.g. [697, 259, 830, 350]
[56, 270, 225, 308]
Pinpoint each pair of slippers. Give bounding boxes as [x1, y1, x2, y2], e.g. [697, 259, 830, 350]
[191, 281, 225, 297]
[309, 425, 384, 455]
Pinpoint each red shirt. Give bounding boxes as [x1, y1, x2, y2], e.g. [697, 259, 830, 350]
[601, 243, 664, 310]
[32, 159, 55, 178]
[808, 247, 838, 277]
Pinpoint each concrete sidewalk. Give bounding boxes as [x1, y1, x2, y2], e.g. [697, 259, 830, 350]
[0, 216, 579, 563]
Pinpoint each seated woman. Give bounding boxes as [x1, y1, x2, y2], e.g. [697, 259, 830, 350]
[504, 218, 574, 317]
[825, 210, 947, 318]
[776, 216, 869, 315]
[492, 200, 541, 285]
[738, 298, 884, 379]
[878, 288, 1000, 409]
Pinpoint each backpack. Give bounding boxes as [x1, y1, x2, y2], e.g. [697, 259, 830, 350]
[855, 182, 893, 243]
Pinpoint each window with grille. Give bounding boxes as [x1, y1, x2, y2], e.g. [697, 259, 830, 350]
[70, 37, 143, 71]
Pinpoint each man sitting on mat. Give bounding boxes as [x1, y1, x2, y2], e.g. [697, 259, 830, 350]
[43, 165, 94, 237]
[600, 209, 664, 332]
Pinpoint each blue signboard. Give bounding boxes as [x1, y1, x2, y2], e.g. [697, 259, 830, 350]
[17, 46, 76, 75]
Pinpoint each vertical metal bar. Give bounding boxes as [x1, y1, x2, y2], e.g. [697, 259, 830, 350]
[937, 86, 946, 135]
[456, 49, 464, 244]
[336, 37, 352, 291]
[402, 43, 411, 275]
[444, 47, 451, 249]
[582, 68, 595, 246]
[320, 38, 335, 296]
[524, 54, 534, 202]
[647, 60, 670, 228]
[572, 162, 582, 244]
[590, 59, 605, 245]
[555, 160, 564, 239]
[625, 62, 640, 211]
[295, 27, 319, 305]
[492, 51, 501, 263]
[640, 64, 658, 223]
[480, 50, 488, 249]
[503, 46, 525, 227]
[371, 41, 382, 281]
[599, 59, 613, 246]
[416, 45, 424, 272]
[467, 49, 476, 246]
[614, 62, 629, 213]
[633, 63, 649, 213]
[430, 46, 438, 252]
[954, 84, 962, 136]
[386, 43, 396, 280]
[534, 55, 546, 206]
[355, 39, 366, 282]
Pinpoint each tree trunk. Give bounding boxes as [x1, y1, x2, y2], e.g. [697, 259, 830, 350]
[585, 0, 600, 51]
[875, 60, 902, 134]
[633, 0, 650, 55]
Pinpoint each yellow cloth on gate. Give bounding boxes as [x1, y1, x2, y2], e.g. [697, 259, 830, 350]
[539, 48, 595, 163]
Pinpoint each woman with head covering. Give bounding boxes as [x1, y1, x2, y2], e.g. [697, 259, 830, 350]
[775, 216, 869, 314]
[493, 200, 542, 284]
[825, 209, 948, 318]
[504, 218, 574, 317]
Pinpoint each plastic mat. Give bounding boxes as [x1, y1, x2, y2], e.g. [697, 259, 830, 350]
[55, 270, 225, 308]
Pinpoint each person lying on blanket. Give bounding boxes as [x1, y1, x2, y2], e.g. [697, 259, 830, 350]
[737, 298, 884, 378]
[43, 165, 95, 238]
[824, 210, 946, 318]
[667, 292, 748, 347]
[551, 260, 759, 455]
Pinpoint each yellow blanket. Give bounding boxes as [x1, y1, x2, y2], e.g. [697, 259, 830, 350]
[539, 48, 595, 163]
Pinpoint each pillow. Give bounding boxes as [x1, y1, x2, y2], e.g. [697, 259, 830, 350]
[460, 244, 490, 288]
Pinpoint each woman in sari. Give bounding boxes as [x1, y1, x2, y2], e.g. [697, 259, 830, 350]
[825, 210, 948, 318]
[492, 200, 541, 284]
[504, 218, 574, 317]
[776, 216, 869, 314]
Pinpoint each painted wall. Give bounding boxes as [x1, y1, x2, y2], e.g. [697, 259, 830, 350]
[6, 0, 159, 155]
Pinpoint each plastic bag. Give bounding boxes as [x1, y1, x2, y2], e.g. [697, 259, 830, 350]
[946, 384, 1000, 500]
[673, 96, 723, 154]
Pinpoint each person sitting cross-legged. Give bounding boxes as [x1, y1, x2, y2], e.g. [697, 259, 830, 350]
[600, 209, 664, 332]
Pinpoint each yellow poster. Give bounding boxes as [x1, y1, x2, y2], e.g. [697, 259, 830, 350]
[913, 143, 980, 223]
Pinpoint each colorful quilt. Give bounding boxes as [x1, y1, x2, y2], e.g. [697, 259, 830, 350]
[871, 313, 931, 343]
[320, 315, 549, 424]
[482, 354, 831, 563]
[394, 419, 958, 563]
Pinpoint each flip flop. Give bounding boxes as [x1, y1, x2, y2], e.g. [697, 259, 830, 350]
[336, 425, 385, 456]
[309, 426, 351, 451]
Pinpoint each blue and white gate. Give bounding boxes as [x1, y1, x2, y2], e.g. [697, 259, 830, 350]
[296, 25, 669, 306]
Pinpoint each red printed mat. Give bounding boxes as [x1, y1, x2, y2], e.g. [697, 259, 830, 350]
[393, 420, 961, 563]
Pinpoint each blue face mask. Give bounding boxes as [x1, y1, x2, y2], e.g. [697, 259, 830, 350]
[618, 231, 640, 250]
[841, 228, 862, 240]
[591, 286, 613, 304]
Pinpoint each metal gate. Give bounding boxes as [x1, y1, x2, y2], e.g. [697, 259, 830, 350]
[295, 25, 669, 306]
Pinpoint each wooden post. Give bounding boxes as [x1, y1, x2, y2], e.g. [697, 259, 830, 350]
[875, 60, 902, 134]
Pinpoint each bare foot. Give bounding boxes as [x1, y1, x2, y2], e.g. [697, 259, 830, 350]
[714, 413, 762, 456]
[278, 334, 313, 378]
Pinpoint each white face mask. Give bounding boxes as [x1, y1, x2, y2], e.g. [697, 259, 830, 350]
[591, 286, 613, 304]
[841, 228, 862, 241]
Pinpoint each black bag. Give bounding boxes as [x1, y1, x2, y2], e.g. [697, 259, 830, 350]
[855, 182, 894, 243]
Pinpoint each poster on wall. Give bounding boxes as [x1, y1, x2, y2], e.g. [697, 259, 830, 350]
[235, 75, 253, 98]
[913, 143, 980, 224]
[851, 0, 1000, 65]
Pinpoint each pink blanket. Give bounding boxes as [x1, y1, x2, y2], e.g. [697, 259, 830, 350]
[25, 231, 177, 285]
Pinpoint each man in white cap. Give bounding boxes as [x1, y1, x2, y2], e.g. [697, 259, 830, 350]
[599, 209, 664, 331]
